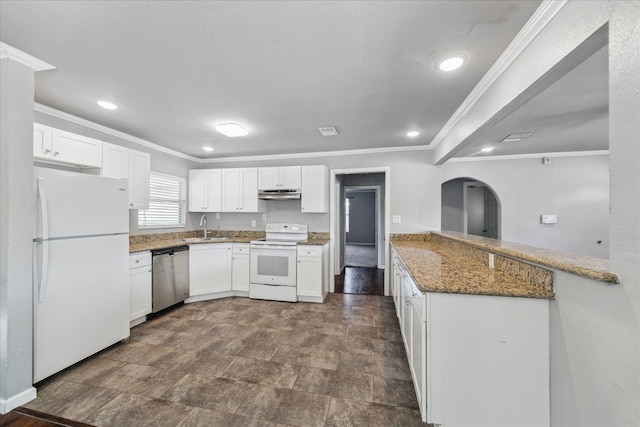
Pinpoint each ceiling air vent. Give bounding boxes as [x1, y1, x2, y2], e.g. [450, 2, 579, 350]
[499, 132, 532, 143]
[317, 126, 338, 137]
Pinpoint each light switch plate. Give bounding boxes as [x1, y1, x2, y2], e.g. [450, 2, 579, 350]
[262, 214, 267, 221]
[251, 220, 256, 227]
[541, 214, 557, 224]
[215, 213, 220, 220]
[392, 215, 401, 224]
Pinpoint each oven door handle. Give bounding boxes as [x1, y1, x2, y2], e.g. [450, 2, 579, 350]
[250, 244, 297, 250]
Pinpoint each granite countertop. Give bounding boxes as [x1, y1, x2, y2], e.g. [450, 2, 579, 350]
[129, 231, 330, 253]
[433, 231, 619, 284]
[391, 240, 555, 300]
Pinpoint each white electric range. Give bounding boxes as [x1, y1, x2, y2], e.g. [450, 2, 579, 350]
[249, 223, 308, 302]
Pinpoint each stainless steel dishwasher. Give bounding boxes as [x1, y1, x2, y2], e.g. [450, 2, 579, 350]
[151, 245, 189, 313]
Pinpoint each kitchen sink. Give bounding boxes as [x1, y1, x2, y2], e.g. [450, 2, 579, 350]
[181, 237, 234, 243]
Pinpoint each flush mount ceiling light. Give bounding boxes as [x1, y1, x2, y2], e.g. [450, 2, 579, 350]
[318, 126, 338, 137]
[97, 100, 118, 110]
[406, 130, 420, 138]
[202, 146, 214, 152]
[215, 123, 248, 137]
[481, 147, 494, 153]
[437, 55, 466, 72]
[499, 132, 533, 143]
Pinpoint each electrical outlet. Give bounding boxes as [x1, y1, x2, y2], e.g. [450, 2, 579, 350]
[251, 220, 256, 228]
[262, 214, 267, 221]
[215, 213, 220, 220]
[392, 215, 401, 224]
[540, 214, 557, 224]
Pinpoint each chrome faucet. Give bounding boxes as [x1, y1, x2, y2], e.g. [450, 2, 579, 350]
[199, 215, 208, 238]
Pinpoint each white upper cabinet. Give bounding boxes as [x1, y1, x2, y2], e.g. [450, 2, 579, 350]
[33, 123, 102, 167]
[128, 149, 151, 210]
[102, 142, 129, 180]
[258, 166, 301, 190]
[301, 165, 328, 213]
[189, 169, 222, 212]
[102, 143, 150, 210]
[221, 168, 263, 212]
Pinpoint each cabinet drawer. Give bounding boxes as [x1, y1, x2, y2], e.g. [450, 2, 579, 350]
[129, 251, 151, 269]
[297, 245, 322, 257]
[233, 243, 250, 254]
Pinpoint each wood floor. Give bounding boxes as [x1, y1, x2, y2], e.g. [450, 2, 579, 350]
[0, 407, 93, 427]
[334, 267, 385, 295]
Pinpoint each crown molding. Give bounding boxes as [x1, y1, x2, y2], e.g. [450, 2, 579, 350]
[200, 144, 432, 164]
[428, 0, 569, 150]
[0, 42, 55, 71]
[34, 103, 200, 162]
[447, 150, 609, 163]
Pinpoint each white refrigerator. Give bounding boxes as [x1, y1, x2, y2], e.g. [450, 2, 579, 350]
[33, 166, 130, 382]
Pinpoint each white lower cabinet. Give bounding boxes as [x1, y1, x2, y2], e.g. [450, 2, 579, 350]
[391, 247, 550, 426]
[187, 243, 232, 301]
[232, 243, 250, 294]
[296, 244, 329, 303]
[129, 251, 152, 327]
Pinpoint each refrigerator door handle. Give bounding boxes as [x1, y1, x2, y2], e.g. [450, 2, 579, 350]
[37, 177, 50, 303]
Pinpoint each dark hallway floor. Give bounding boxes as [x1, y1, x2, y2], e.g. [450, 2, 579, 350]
[334, 267, 385, 296]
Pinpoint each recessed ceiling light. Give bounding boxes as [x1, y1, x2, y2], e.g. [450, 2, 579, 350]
[406, 131, 420, 138]
[202, 146, 214, 152]
[499, 133, 533, 143]
[318, 127, 338, 137]
[97, 100, 118, 110]
[437, 55, 466, 72]
[481, 147, 494, 153]
[215, 123, 248, 137]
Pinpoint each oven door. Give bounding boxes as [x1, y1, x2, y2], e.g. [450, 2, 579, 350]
[250, 246, 297, 287]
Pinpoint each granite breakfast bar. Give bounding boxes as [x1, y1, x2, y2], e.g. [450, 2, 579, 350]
[389, 232, 557, 427]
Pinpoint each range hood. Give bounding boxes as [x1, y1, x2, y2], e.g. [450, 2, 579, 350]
[258, 189, 301, 200]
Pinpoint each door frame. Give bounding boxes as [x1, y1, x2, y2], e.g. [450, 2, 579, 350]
[344, 186, 383, 268]
[330, 167, 390, 295]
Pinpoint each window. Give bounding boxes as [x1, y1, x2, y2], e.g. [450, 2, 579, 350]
[138, 172, 186, 229]
[345, 197, 350, 233]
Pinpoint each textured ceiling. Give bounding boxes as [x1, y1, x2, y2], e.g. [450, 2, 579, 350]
[0, 0, 564, 160]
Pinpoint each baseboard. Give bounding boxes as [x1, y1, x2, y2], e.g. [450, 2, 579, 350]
[0, 386, 37, 414]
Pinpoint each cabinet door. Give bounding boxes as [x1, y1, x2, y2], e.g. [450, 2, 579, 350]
[280, 166, 302, 189]
[102, 142, 129, 180]
[128, 149, 151, 210]
[258, 167, 281, 190]
[410, 292, 426, 416]
[232, 252, 250, 292]
[189, 244, 232, 295]
[129, 266, 152, 321]
[240, 168, 261, 212]
[297, 257, 322, 297]
[51, 129, 102, 167]
[401, 271, 412, 354]
[221, 168, 241, 212]
[189, 169, 221, 212]
[33, 123, 53, 160]
[301, 165, 328, 213]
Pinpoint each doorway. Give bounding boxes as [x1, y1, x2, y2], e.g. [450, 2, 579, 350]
[442, 178, 500, 239]
[330, 168, 390, 295]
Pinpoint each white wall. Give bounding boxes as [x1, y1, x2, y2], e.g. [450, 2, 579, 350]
[442, 154, 610, 259]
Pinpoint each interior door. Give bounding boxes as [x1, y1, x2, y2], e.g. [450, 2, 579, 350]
[484, 187, 499, 239]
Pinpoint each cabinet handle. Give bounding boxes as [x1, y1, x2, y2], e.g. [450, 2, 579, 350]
[44, 149, 51, 154]
[405, 299, 411, 306]
[135, 259, 140, 263]
[53, 151, 60, 157]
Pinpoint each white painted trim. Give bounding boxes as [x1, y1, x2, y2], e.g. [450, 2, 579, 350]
[447, 150, 609, 163]
[428, 0, 569, 150]
[0, 42, 54, 71]
[0, 386, 37, 414]
[201, 145, 431, 164]
[34, 103, 200, 162]
[330, 167, 391, 296]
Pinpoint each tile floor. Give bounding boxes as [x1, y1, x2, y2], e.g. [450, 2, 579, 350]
[25, 294, 431, 426]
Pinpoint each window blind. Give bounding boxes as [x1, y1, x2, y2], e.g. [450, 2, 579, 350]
[138, 172, 186, 229]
